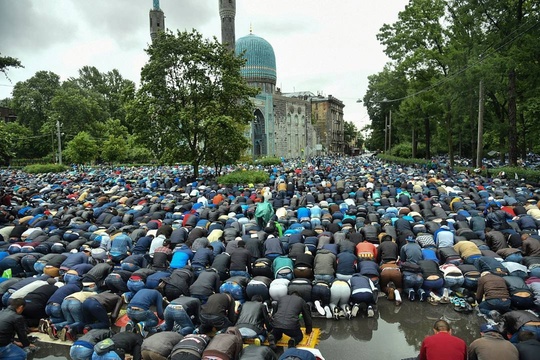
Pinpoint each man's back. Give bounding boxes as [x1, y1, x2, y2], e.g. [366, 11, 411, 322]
[420, 332, 467, 360]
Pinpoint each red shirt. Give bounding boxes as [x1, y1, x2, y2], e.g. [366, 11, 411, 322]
[419, 331, 467, 360]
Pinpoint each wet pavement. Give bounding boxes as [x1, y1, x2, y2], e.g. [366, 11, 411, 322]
[29, 298, 485, 360]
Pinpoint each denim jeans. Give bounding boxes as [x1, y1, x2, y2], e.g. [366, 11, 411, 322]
[422, 278, 444, 292]
[220, 282, 245, 303]
[504, 253, 523, 264]
[70, 343, 93, 360]
[33, 260, 46, 274]
[58, 299, 85, 331]
[83, 298, 110, 330]
[91, 351, 122, 360]
[0, 343, 27, 360]
[127, 307, 159, 331]
[125, 279, 146, 301]
[478, 298, 511, 315]
[402, 271, 423, 293]
[444, 275, 464, 289]
[64, 273, 81, 284]
[121, 263, 140, 272]
[464, 255, 481, 265]
[509, 324, 540, 343]
[230, 270, 251, 279]
[105, 273, 129, 294]
[510, 294, 535, 309]
[161, 305, 195, 335]
[46, 303, 65, 325]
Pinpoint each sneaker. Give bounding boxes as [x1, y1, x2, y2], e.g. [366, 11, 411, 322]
[387, 282, 396, 301]
[65, 328, 76, 342]
[38, 319, 46, 333]
[253, 338, 261, 346]
[488, 310, 501, 323]
[268, 334, 277, 350]
[408, 290, 415, 302]
[58, 327, 67, 342]
[351, 304, 360, 318]
[333, 306, 340, 320]
[288, 339, 296, 348]
[367, 305, 375, 318]
[47, 325, 58, 340]
[429, 292, 442, 302]
[314, 300, 325, 316]
[418, 290, 428, 302]
[125, 321, 135, 333]
[344, 305, 352, 320]
[324, 306, 333, 319]
[137, 323, 148, 338]
[121, 293, 129, 304]
[394, 290, 403, 306]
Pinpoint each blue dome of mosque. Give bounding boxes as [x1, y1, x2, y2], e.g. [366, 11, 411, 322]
[235, 33, 276, 85]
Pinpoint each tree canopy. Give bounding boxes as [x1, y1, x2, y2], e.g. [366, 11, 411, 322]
[128, 29, 257, 174]
[364, 0, 540, 167]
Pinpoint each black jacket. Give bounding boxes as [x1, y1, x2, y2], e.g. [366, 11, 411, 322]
[0, 307, 30, 347]
[111, 332, 143, 360]
[235, 301, 270, 334]
[272, 294, 312, 332]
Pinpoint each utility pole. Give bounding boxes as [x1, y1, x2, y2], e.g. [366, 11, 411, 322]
[384, 115, 388, 154]
[388, 110, 392, 153]
[56, 120, 62, 165]
[476, 80, 484, 168]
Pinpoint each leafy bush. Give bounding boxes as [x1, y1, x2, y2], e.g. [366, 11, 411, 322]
[24, 164, 68, 173]
[217, 170, 270, 185]
[254, 157, 282, 166]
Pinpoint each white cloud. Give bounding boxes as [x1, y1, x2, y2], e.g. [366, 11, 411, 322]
[0, 0, 408, 129]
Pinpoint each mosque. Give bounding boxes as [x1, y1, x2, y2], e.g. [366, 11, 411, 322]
[151, 0, 346, 158]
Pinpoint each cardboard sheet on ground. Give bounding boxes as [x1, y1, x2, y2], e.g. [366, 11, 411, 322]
[244, 327, 321, 348]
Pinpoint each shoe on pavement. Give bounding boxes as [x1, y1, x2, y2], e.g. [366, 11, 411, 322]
[418, 290, 428, 302]
[47, 325, 58, 340]
[65, 328, 76, 342]
[125, 321, 135, 333]
[253, 338, 261, 346]
[268, 334, 277, 350]
[351, 304, 360, 317]
[367, 306, 375, 318]
[314, 300, 325, 316]
[58, 327, 67, 342]
[137, 323, 148, 338]
[408, 290, 415, 302]
[288, 339, 296, 348]
[324, 306, 332, 319]
[333, 306, 340, 320]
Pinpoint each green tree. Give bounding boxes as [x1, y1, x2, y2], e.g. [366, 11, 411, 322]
[97, 119, 129, 163]
[4, 122, 34, 159]
[204, 115, 250, 173]
[63, 131, 99, 164]
[0, 53, 22, 81]
[11, 71, 60, 135]
[129, 29, 258, 174]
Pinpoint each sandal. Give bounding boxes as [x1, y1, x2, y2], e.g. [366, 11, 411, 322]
[428, 296, 439, 305]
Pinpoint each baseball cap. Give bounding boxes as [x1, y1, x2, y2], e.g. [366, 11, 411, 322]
[480, 323, 500, 333]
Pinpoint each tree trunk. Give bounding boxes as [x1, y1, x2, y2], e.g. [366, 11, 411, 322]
[508, 69, 518, 166]
[520, 112, 526, 160]
[424, 115, 431, 159]
[446, 100, 454, 168]
[470, 91, 477, 167]
[412, 126, 417, 158]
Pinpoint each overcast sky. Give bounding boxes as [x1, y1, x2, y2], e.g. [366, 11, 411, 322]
[0, 0, 408, 129]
